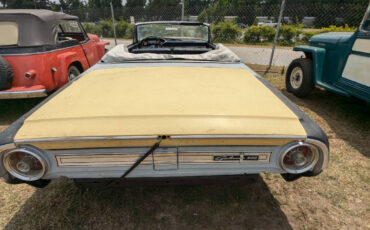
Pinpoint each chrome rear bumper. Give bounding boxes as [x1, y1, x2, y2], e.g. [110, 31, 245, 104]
[0, 138, 329, 181]
[0, 88, 47, 99]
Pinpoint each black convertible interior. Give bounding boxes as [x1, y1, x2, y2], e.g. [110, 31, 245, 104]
[127, 36, 216, 55]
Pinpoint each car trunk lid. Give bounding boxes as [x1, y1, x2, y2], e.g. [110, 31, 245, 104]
[14, 66, 306, 146]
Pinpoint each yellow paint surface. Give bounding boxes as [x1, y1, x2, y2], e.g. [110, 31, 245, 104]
[15, 67, 306, 141]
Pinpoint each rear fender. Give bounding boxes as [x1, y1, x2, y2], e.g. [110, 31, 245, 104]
[87, 33, 109, 60]
[96, 41, 110, 58]
[56, 52, 80, 87]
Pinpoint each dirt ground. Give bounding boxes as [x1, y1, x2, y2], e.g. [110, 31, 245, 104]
[0, 71, 369, 230]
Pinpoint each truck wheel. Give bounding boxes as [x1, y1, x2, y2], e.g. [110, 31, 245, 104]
[68, 65, 81, 81]
[286, 58, 314, 97]
[0, 56, 14, 90]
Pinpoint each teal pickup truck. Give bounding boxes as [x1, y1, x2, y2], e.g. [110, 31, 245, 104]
[286, 4, 370, 102]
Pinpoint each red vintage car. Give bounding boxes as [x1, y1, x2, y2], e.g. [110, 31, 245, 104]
[0, 9, 109, 99]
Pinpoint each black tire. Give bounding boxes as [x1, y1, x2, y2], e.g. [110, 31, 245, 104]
[2, 172, 50, 188]
[281, 173, 302, 182]
[27, 179, 51, 188]
[0, 56, 14, 90]
[68, 65, 81, 82]
[286, 58, 314, 97]
[2, 172, 21, 184]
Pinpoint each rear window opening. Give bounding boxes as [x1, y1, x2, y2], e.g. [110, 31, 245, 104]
[0, 21, 18, 46]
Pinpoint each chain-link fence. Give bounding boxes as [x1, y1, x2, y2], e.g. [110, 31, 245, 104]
[63, 1, 368, 68]
[66, 2, 367, 27]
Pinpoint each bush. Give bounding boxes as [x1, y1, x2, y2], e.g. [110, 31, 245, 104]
[116, 20, 129, 38]
[125, 24, 134, 39]
[300, 25, 356, 44]
[319, 24, 356, 33]
[260, 26, 276, 42]
[244, 26, 261, 42]
[82, 23, 101, 36]
[198, 9, 208, 23]
[244, 25, 276, 43]
[115, 20, 134, 38]
[100, 19, 113, 37]
[242, 24, 357, 46]
[301, 30, 319, 43]
[83, 20, 134, 39]
[212, 22, 242, 43]
[278, 25, 297, 45]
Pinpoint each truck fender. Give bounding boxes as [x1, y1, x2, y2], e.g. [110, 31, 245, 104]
[293, 45, 326, 85]
[57, 52, 80, 87]
[293, 45, 350, 96]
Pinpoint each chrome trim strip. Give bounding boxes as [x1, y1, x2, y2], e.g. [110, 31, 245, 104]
[0, 43, 83, 56]
[153, 149, 178, 170]
[15, 135, 159, 144]
[305, 138, 329, 170]
[55, 151, 271, 167]
[15, 134, 305, 144]
[170, 135, 306, 139]
[0, 89, 47, 99]
[56, 154, 153, 166]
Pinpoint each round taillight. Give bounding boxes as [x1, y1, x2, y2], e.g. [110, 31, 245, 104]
[3, 148, 47, 181]
[280, 143, 319, 174]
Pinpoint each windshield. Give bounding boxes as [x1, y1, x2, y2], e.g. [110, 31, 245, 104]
[136, 24, 209, 42]
[361, 5, 370, 31]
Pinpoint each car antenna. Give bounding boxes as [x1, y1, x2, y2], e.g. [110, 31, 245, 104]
[106, 136, 164, 186]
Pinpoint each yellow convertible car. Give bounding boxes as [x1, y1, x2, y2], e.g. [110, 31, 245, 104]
[0, 22, 329, 188]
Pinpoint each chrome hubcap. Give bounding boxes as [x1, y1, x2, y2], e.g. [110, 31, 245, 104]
[68, 68, 80, 81]
[290, 67, 303, 89]
[69, 73, 76, 81]
[16, 161, 30, 173]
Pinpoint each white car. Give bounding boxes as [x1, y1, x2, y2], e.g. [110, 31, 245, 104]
[258, 21, 278, 27]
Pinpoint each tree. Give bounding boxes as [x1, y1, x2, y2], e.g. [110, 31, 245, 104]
[88, 0, 122, 8]
[60, 0, 83, 9]
[35, 0, 51, 8]
[7, 0, 36, 8]
[209, 0, 228, 23]
[196, 0, 228, 23]
[146, 0, 181, 20]
[0, 0, 8, 7]
[123, 0, 146, 21]
[229, 0, 259, 24]
[125, 0, 146, 8]
[184, 0, 212, 16]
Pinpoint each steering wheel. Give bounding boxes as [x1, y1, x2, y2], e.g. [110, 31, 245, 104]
[139, 36, 166, 47]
